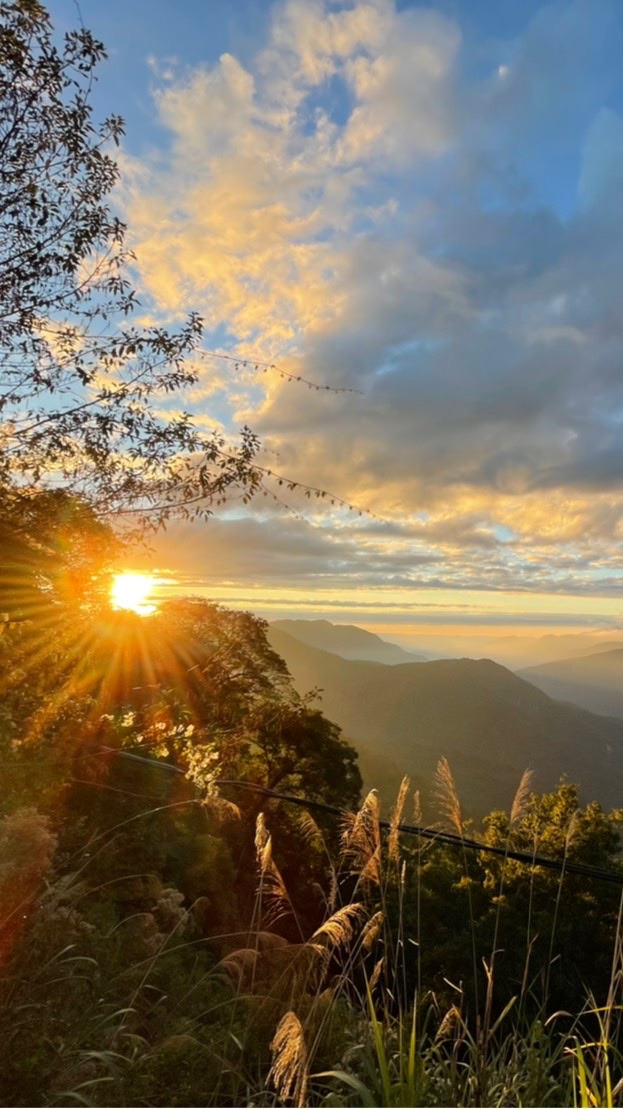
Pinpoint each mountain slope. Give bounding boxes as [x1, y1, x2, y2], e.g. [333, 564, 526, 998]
[270, 619, 427, 664]
[268, 627, 623, 818]
[519, 649, 623, 719]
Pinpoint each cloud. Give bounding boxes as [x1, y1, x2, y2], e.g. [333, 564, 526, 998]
[579, 107, 623, 211]
[140, 501, 623, 608]
[121, 0, 623, 605]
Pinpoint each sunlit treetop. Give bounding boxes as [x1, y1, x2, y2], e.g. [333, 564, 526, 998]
[0, 488, 121, 621]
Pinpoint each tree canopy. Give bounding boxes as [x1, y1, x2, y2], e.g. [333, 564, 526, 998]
[0, 0, 262, 528]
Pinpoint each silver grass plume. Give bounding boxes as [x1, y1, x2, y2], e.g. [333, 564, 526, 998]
[311, 902, 366, 950]
[388, 776, 410, 864]
[254, 812, 290, 926]
[434, 757, 463, 836]
[565, 809, 580, 851]
[510, 769, 534, 827]
[255, 812, 272, 874]
[341, 790, 381, 882]
[269, 1010, 309, 1108]
[362, 910, 385, 952]
[297, 810, 323, 848]
[436, 1004, 462, 1041]
[369, 957, 384, 994]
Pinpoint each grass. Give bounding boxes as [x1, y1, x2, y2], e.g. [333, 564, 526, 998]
[2, 773, 623, 1106]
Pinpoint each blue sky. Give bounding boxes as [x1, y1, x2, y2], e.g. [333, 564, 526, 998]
[48, 0, 623, 639]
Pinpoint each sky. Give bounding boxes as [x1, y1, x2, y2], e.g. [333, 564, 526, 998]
[49, 0, 623, 645]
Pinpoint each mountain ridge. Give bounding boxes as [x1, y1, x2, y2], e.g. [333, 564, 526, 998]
[270, 618, 427, 664]
[519, 648, 623, 719]
[267, 627, 623, 818]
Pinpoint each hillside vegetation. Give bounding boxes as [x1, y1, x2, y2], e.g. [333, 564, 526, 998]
[268, 626, 623, 818]
[1, 496, 623, 1106]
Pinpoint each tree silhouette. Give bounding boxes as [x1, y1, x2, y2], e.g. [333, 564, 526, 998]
[0, 0, 263, 528]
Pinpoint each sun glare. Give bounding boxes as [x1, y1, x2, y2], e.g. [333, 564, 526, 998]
[110, 572, 157, 616]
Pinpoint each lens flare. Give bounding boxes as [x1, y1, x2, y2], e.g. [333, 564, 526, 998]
[110, 572, 156, 615]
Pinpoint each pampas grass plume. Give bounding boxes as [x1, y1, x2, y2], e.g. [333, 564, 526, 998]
[269, 1010, 308, 1108]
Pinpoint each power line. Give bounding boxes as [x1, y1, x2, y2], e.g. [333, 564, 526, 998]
[214, 779, 623, 887]
[12, 743, 622, 887]
[94, 748, 623, 887]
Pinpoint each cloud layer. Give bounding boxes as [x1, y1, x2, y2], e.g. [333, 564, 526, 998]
[122, 0, 623, 608]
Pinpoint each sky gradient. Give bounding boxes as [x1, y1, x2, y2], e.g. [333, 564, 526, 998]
[50, 0, 623, 641]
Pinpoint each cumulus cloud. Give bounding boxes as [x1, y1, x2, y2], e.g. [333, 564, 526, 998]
[122, 0, 623, 606]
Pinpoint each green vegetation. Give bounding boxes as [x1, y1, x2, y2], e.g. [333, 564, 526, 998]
[2, 4, 623, 1106]
[2, 506, 623, 1106]
[7, 570, 623, 1109]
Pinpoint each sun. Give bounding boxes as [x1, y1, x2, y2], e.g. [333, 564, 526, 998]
[110, 572, 157, 616]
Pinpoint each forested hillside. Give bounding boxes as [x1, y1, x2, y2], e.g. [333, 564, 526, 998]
[1, 494, 623, 1106]
[268, 626, 623, 817]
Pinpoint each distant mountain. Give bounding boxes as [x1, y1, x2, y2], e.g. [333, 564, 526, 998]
[270, 619, 427, 664]
[568, 640, 623, 657]
[384, 631, 623, 670]
[268, 627, 623, 819]
[519, 649, 623, 719]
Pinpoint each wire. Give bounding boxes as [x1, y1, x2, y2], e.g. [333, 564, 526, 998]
[98, 753, 623, 886]
[11, 742, 623, 888]
[212, 779, 623, 887]
[96, 745, 185, 775]
[70, 777, 170, 802]
[96, 754, 623, 885]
